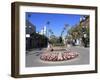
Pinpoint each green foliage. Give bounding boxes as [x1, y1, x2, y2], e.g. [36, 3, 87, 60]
[49, 35, 64, 46]
[67, 24, 89, 40]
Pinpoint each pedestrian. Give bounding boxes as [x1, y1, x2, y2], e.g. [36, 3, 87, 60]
[72, 39, 75, 46]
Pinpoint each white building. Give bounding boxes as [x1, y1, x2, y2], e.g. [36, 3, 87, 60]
[40, 26, 48, 37]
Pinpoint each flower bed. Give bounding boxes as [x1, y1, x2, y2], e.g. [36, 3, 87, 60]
[40, 51, 79, 61]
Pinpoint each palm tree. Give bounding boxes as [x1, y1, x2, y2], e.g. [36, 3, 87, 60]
[60, 24, 69, 37]
[46, 21, 50, 38]
[48, 29, 54, 38]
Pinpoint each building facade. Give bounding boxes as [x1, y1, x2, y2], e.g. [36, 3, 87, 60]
[26, 20, 48, 50]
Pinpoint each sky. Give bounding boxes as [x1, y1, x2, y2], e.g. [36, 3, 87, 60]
[26, 12, 83, 37]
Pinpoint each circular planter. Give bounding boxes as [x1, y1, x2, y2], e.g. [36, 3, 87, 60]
[40, 50, 79, 61]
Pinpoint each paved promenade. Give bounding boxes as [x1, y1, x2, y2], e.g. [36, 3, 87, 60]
[26, 46, 89, 67]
